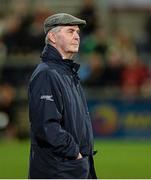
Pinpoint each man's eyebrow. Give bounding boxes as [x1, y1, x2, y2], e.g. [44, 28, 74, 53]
[67, 27, 80, 32]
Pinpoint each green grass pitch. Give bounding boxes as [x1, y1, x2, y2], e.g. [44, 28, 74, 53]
[0, 139, 150, 178]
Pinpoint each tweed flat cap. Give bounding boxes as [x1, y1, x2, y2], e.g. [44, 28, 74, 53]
[44, 13, 86, 34]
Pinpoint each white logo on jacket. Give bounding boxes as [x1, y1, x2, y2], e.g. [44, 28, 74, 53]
[40, 95, 54, 101]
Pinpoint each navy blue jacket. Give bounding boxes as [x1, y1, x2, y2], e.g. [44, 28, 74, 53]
[28, 44, 96, 178]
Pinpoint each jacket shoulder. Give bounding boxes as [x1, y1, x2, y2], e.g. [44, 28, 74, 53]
[30, 62, 61, 83]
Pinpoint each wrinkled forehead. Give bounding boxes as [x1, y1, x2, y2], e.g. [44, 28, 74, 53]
[59, 25, 80, 31]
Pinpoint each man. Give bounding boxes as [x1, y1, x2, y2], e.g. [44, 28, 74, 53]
[28, 13, 97, 179]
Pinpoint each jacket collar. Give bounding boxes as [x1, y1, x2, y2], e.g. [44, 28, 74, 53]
[40, 44, 80, 73]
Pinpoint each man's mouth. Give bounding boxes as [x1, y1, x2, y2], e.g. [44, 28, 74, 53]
[72, 44, 79, 46]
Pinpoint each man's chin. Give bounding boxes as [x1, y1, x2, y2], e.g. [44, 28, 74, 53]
[68, 50, 78, 54]
[73, 48, 79, 53]
[71, 45, 79, 52]
[67, 48, 79, 55]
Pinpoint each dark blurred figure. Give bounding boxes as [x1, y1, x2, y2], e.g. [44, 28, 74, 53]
[2, 9, 51, 55]
[101, 30, 138, 89]
[78, 0, 99, 36]
[82, 45, 124, 87]
[101, 47, 124, 87]
[83, 52, 103, 86]
[136, 15, 151, 55]
[2, 13, 41, 54]
[2, 14, 23, 54]
[28, 9, 51, 52]
[83, 43, 124, 88]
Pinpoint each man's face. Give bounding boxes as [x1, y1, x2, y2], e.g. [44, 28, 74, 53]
[54, 25, 80, 56]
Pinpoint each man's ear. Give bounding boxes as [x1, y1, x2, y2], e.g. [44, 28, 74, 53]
[47, 32, 56, 44]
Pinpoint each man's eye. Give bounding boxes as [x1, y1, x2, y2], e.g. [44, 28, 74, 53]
[68, 30, 73, 33]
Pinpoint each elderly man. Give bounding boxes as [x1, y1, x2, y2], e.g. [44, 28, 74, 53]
[28, 13, 97, 179]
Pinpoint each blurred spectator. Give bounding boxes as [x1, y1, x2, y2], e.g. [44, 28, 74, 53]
[140, 78, 151, 97]
[100, 30, 136, 88]
[2, 8, 51, 55]
[120, 54, 151, 97]
[0, 82, 16, 137]
[136, 15, 151, 55]
[2, 14, 23, 54]
[27, 8, 51, 52]
[0, 40, 7, 64]
[100, 46, 124, 87]
[0, 83, 15, 108]
[78, 0, 99, 37]
[82, 52, 104, 86]
[80, 26, 108, 57]
[0, 13, 5, 37]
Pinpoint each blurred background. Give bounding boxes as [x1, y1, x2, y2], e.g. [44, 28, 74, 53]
[0, 0, 151, 178]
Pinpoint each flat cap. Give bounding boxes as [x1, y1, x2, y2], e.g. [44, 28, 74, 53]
[44, 13, 86, 34]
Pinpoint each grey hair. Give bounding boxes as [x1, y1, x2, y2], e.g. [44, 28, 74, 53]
[45, 26, 62, 45]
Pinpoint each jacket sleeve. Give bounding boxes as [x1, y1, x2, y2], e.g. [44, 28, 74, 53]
[29, 70, 79, 159]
